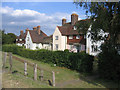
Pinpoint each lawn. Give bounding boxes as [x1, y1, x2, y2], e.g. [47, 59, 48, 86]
[2, 52, 119, 88]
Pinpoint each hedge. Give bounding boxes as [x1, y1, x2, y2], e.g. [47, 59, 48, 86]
[2, 44, 94, 73]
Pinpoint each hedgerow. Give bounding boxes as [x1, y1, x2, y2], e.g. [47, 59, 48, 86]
[2, 44, 94, 73]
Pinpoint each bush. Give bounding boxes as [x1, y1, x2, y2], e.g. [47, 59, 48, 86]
[98, 43, 120, 81]
[2, 44, 94, 73]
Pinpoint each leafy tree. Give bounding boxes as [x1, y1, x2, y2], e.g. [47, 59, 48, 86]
[74, 1, 120, 46]
[1, 30, 17, 44]
[7, 33, 17, 43]
[74, 1, 120, 81]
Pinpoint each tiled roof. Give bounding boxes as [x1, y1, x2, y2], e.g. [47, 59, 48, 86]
[57, 25, 79, 36]
[57, 19, 90, 36]
[42, 35, 53, 44]
[29, 30, 47, 43]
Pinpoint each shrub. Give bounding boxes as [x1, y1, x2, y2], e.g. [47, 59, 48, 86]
[2, 44, 94, 73]
[98, 43, 120, 81]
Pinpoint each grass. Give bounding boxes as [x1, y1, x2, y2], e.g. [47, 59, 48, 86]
[2, 52, 120, 88]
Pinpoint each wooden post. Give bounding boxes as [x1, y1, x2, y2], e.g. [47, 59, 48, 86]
[34, 63, 37, 80]
[40, 70, 43, 81]
[52, 71, 55, 87]
[24, 62, 27, 76]
[3, 52, 7, 68]
[9, 52, 12, 72]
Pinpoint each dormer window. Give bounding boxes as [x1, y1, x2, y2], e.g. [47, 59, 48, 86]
[20, 39, 22, 41]
[73, 26, 77, 30]
[69, 36, 73, 39]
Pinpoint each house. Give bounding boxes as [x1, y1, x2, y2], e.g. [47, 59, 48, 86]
[16, 30, 27, 46]
[53, 13, 86, 52]
[16, 26, 52, 50]
[25, 26, 52, 50]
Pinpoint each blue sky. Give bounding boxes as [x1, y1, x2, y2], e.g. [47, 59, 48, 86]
[2, 2, 87, 36]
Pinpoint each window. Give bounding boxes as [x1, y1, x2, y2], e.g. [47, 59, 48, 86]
[91, 45, 98, 52]
[55, 44, 58, 50]
[27, 37, 29, 41]
[69, 36, 73, 39]
[16, 39, 18, 41]
[20, 39, 22, 41]
[84, 35, 86, 39]
[76, 35, 80, 39]
[55, 36, 58, 40]
[74, 26, 77, 30]
[70, 45, 73, 49]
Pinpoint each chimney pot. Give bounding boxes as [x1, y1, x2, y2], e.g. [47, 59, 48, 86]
[62, 18, 66, 26]
[33, 27, 37, 31]
[37, 26, 40, 35]
[20, 30, 23, 36]
[71, 13, 78, 25]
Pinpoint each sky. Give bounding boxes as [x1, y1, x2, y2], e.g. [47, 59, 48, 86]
[1, 2, 88, 36]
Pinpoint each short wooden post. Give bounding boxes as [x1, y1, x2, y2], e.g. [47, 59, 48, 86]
[3, 52, 7, 68]
[24, 62, 27, 76]
[9, 52, 12, 72]
[52, 71, 55, 87]
[34, 63, 37, 80]
[40, 70, 43, 81]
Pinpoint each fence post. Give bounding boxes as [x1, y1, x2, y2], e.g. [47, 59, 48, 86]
[3, 52, 7, 68]
[52, 71, 55, 87]
[9, 52, 12, 72]
[24, 62, 27, 76]
[40, 70, 43, 81]
[34, 63, 37, 80]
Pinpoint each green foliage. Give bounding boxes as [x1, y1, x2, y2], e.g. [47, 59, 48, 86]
[98, 43, 120, 81]
[2, 44, 94, 73]
[1, 30, 17, 44]
[74, 2, 120, 45]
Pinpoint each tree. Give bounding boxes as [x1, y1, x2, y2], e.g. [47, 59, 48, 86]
[2, 30, 17, 44]
[74, 1, 120, 47]
[74, 1, 120, 81]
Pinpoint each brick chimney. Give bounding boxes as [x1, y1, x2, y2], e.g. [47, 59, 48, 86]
[33, 27, 37, 31]
[25, 28, 29, 33]
[20, 30, 23, 36]
[37, 26, 40, 35]
[71, 13, 78, 25]
[62, 18, 66, 26]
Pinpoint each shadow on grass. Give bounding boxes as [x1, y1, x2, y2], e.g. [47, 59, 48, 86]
[78, 71, 120, 88]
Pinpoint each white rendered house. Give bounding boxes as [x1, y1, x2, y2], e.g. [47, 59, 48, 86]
[25, 26, 52, 50]
[53, 13, 86, 52]
[16, 26, 52, 50]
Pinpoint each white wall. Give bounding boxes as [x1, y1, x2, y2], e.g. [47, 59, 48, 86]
[86, 26, 109, 56]
[25, 31, 36, 50]
[16, 43, 23, 46]
[53, 27, 67, 51]
[42, 43, 52, 50]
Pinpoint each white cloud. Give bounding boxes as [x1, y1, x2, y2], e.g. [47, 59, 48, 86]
[2, 6, 80, 35]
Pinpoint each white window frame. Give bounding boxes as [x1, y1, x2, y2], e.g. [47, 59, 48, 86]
[74, 26, 77, 30]
[76, 35, 80, 39]
[55, 44, 58, 50]
[69, 36, 73, 39]
[19, 39, 22, 41]
[27, 37, 29, 41]
[55, 36, 58, 40]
